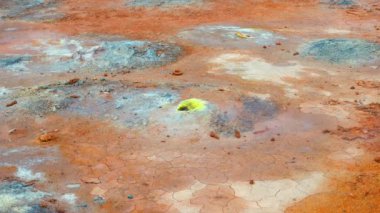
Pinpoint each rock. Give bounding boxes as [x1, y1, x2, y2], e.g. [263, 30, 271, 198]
[322, 129, 331, 134]
[234, 130, 241, 138]
[6, 100, 17, 107]
[171, 70, 183, 76]
[374, 157, 380, 163]
[93, 196, 105, 205]
[76, 202, 88, 208]
[39, 200, 49, 208]
[81, 177, 101, 184]
[209, 131, 220, 140]
[38, 133, 56, 143]
[65, 78, 80, 85]
[249, 179, 255, 185]
[8, 128, 17, 134]
[47, 198, 57, 204]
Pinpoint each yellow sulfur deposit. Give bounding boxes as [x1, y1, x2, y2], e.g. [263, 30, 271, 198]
[235, 32, 250, 39]
[177, 98, 207, 112]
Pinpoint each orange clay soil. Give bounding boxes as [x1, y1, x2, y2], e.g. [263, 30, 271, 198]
[1, 0, 380, 212]
[287, 151, 380, 213]
[54, 0, 380, 41]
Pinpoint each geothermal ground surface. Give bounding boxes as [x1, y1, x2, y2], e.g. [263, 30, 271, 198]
[0, 0, 379, 212]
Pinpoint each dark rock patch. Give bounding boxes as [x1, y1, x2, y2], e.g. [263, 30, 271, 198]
[210, 97, 278, 136]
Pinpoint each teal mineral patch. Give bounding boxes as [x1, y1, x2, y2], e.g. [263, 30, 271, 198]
[320, 0, 356, 7]
[0, 38, 181, 73]
[301, 39, 380, 66]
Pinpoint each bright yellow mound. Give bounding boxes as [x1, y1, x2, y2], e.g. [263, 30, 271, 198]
[177, 98, 206, 112]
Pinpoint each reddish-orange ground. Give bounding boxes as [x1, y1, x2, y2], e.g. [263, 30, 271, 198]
[0, 0, 379, 212]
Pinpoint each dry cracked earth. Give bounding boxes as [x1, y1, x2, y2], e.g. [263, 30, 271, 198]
[0, 0, 380, 212]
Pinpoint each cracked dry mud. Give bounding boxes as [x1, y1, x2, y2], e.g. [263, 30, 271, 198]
[0, 0, 379, 213]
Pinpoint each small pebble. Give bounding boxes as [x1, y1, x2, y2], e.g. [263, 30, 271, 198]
[374, 157, 380, 163]
[322, 129, 331, 134]
[65, 78, 80, 85]
[234, 130, 241, 139]
[209, 131, 220, 140]
[93, 196, 106, 205]
[6, 100, 17, 107]
[8, 128, 16, 134]
[38, 133, 56, 143]
[172, 70, 183, 76]
[77, 202, 88, 208]
[81, 177, 101, 184]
